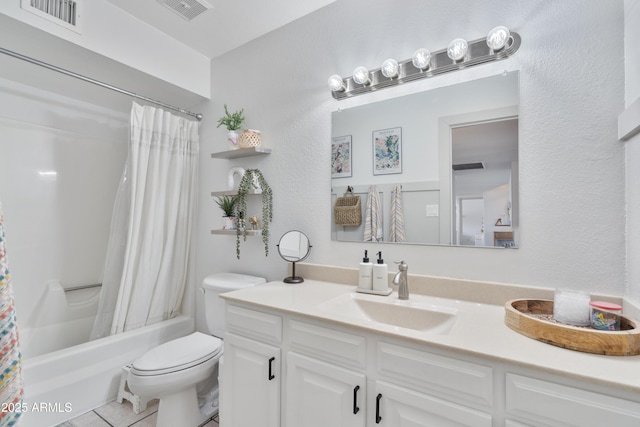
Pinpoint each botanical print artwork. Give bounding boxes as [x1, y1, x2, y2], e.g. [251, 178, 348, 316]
[331, 135, 352, 178]
[373, 127, 402, 175]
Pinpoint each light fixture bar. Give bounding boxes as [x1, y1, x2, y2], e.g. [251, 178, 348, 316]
[330, 32, 521, 100]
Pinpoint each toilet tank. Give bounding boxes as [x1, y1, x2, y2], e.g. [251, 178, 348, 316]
[202, 273, 266, 338]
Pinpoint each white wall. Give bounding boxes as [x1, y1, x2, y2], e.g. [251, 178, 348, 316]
[624, 0, 640, 304]
[195, 0, 626, 331]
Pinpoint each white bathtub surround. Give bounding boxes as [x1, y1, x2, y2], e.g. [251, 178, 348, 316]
[92, 103, 200, 339]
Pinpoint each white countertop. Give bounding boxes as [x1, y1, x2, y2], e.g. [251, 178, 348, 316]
[221, 279, 640, 394]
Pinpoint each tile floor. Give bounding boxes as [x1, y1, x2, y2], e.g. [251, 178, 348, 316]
[56, 399, 219, 427]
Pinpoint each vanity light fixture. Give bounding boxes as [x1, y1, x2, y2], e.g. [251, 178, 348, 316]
[411, 48, 432, 71]
[447, 38, 468, 61]
[328, 26, 520, 100]
[486, 26, 511, 51]
[381, 58, 400, 79]
[328, 74, 346, 92]
[352, 66, 371, 85]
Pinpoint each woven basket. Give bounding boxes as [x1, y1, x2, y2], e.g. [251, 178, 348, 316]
[239, 130, 262, 148]
[334, 190, 361, 226]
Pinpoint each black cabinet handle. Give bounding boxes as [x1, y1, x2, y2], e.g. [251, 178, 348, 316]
[376, 393, 382, 424]
[268, 357, 275, 380]
[352, 385, 360, 414]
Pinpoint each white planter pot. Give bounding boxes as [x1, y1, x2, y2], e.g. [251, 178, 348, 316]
[222, 216, 236, 230]
[227, 130, 239, 150]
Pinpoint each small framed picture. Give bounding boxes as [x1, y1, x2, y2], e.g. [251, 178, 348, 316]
[373, 127, 402, 175]
[331, 135, 352, 178]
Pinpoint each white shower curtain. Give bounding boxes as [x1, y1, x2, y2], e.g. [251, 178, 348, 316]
[91, 103, 199, 338]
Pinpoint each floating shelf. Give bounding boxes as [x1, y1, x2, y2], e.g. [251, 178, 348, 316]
[211, 229, 262, 236]
[211, 189, 262, 197]
[211, 147, 271, 159]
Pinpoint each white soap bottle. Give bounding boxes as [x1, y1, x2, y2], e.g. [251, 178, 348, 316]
[358, 250, 373, 290]
[372, 251, 388, 292]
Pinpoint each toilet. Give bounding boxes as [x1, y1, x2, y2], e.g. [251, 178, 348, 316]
[127, 273, 266, 427]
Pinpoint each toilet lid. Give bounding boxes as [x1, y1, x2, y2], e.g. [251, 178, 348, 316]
[131, 332, 222, 376]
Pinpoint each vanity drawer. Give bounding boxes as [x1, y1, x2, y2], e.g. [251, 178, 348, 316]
[376, 341, 493, 409]
[505, 373, 640, 427]
[288, 319, 366, 370]
[225, 304, 282, 344]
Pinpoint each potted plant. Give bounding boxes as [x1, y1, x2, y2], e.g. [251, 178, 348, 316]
[215, 194, 239, 230]
[236, 169, 272, 259]
[216, 104, 245, 150]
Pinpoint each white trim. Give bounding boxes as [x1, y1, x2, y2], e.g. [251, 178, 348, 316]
[619, 96, 640, 141]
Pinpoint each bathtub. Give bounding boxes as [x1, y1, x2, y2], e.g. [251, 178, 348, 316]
[19, 281, 102, 359]
[20, 314, 194, 427]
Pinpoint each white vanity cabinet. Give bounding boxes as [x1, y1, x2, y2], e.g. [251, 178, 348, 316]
[286, 319, 367, 426]
[285, 318, 492, 427]
[505, 373, 640, 427]
[372, 341, 493, 426]
[286, 352, 366, 427]
[220, 305, 283, 427]
[221, 298, 640, 427]
[371, 380, 491, 426]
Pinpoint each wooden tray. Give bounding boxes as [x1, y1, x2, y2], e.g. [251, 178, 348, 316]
[505, 299, 640, 356]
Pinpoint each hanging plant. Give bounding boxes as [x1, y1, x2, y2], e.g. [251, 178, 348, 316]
[235, 169, 273, 259]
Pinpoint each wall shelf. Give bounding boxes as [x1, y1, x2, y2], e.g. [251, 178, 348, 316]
[211, 229, 262, 236]
[211, 189, 262, 197]
[211, 147, 271, 159]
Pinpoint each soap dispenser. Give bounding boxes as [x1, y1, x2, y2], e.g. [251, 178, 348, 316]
[372, 251, 389, 292]
[358, 250, 373, 290]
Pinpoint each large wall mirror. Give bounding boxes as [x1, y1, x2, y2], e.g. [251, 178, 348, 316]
[331, 71, 519, 248]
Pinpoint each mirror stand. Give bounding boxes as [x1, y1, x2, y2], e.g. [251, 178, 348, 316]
[284, 261, 304, 284]
[277, 230, 312, 284]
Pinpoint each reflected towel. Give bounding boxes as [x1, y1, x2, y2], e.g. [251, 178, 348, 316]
[0, 201, 24, 427]
[364, 185, 383, 241]
[389, 184, 406, 243]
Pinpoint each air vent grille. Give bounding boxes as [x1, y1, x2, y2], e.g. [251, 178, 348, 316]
[157, 0, 212, 21]
[21, 0, 80, 32]
[25, 0, 77, 25]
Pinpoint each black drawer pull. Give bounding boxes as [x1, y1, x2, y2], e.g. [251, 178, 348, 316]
[268, 357, 275, 380]
[353, 385, 360, 414]
[376, 393, 382, 424]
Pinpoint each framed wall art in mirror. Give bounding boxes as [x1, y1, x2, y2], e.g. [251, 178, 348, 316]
[331, 71, 519, 248]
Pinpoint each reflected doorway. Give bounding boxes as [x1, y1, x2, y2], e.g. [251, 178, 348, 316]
[450, 118, 518, 247]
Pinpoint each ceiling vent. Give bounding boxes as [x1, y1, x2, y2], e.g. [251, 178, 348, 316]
[21, 0, 81, 33]
[157, 0, 212, 21]
[452, 162, 486, 171]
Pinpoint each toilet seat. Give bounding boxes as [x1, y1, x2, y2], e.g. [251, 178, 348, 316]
[131, 332, 222, 376]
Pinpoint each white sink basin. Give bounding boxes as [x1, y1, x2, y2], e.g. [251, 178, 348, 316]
[316, 293, 457, 334]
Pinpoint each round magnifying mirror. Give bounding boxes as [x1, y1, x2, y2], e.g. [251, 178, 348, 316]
[277, 230, 312, 283]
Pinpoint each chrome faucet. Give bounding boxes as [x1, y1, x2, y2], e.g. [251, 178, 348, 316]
[393, 260, 409, 300]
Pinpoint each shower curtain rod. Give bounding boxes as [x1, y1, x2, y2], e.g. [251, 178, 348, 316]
[0, 47, 203, 121]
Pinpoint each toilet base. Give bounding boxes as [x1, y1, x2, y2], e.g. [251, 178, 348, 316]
[156, 386, 201, 427]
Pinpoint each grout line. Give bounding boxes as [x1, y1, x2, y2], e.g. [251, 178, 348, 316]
[93, 410, 115, 427]
[127, 409, 158, 427]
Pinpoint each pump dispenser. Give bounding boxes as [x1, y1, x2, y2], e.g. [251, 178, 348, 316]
[358, 250, 373, 290]
[372, 251, 389, 292]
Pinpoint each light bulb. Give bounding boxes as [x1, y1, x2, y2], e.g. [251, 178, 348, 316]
[352, 66, 371, 85]
[486, 26, 511, 51]
[411, 48, 431, 70]
[447, 38, 468, 61]
[328, 74, 345, 92]
[381, 58, 399, 78]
